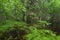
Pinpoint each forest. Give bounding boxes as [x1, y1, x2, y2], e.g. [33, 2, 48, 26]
[0, 0, 60, 40]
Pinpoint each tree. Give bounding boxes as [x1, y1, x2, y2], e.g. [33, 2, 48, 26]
[0, 0, 6, 25]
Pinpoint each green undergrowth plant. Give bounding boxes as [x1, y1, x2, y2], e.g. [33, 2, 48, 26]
[24, 26, 56, 40]
[0, 20, 59, 40]
[0, 20, 27, 31]
[34, 20, 51, 29]
[0, 20, 28, 40]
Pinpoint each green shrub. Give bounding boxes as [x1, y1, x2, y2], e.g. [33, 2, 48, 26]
[25, 27, 56, 40]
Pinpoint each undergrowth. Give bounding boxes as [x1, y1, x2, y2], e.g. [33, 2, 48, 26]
[0, 20, 60, 40]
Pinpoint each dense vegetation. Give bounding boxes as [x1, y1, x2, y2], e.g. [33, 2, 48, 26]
[0, 0, 60, 40]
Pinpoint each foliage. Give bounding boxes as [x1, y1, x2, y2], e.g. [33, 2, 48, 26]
[0, 0, 60, 40]
[0, 23, 57, 40]
[38, 20, 51, 28]
[25, 27, 56, 40]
